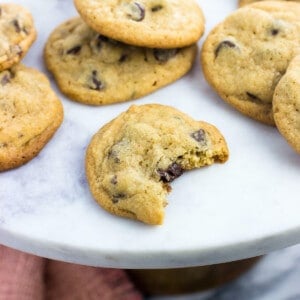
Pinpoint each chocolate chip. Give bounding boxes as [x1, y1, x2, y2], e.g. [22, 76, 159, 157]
[1, 74, 11, 86]
[158, 163, 184, 183]
[215, 40, 236, 57]
[95, 35, 108, 49]
[270, 28, 279, 36]
[112, 193, 126, 204]
[151, 5, 163, 12]
[153, 49, 178, 62]
[119, 54, 128, 63]
[191, 129, 206, 143]
[111, 175, 118, 185]
[89, 70, 104, 91]
[246, 92, 264, 104]
[12, 19, 21, 33]
[66, 45, 81, 55]
[0, 7, 2, 16]
[127, 2, 145, 21]
[108, 149, 120, 163]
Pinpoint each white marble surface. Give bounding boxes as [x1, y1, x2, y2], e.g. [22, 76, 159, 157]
[0, 0, 300, 268]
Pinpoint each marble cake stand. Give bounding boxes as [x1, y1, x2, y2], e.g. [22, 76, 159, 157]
[1, 2, 300, 292]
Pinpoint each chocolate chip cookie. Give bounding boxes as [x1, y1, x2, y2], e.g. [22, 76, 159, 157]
[273, 55, 300, 154]
[45, 17, 197, 105]
[0, 65, 63, 171]
[0, 3, 37, 71]
[201, 1, 300, 125]
[239, 0, 300, 7]
[85, 104, 229, 225]
[73, 0, 205, 48]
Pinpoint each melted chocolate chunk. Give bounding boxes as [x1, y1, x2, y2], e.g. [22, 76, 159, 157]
[111, 175, 118, 185]
[246, 92, 264, 104]
[89, 70, 104, 91]
[13, 19, 21, 33]
[158, 163, 184, 183]
[151, 5, 163, 12]
[66, 45, 81, 55]
[95, 35, 120, 49]
[1, 74, 11, 86]
[153, 49, 178, 62]
[191, 129, 206, 143]
[112, 193, 126, 204]
[0, 7, 2, 17]
[128, 2, 145, 21]
[215, 40, 236, 57]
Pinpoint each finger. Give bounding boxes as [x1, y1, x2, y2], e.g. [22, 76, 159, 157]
[0, 245, 45, 300]
[45, 260, 143, 300]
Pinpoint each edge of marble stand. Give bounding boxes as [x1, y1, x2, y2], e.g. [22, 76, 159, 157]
[127, 257, 261, 296]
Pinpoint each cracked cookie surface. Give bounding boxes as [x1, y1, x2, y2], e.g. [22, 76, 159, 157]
[85, 104, 229, 225]
[273, 55, 300, 154]
[201, 2, 300, 125]
[73, 0, 205, 48]
[239, 0, 300, 7]
[44, 17, 197, 105]
[0, 3, 36, 71]
[0, 65, 63, 171]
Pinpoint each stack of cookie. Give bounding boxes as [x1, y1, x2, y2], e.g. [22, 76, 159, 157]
[201, 1, 300, 154]
[44, 0, 205, 105]
[0, 4, 63, 171]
